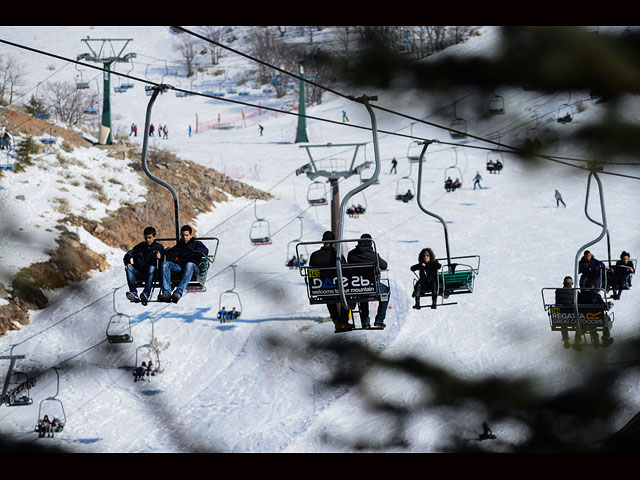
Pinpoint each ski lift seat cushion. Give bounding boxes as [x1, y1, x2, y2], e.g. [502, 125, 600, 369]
[440, 269, 474, 293]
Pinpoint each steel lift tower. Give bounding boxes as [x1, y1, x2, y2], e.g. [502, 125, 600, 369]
[78, 37, 136, 145]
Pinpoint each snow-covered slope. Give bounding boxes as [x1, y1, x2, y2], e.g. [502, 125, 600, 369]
[1, 26, 639, 453]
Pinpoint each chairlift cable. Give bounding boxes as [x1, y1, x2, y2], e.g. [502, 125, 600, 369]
[2, 37, 639, 179]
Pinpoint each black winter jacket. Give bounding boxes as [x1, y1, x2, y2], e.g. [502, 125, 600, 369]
[164, 238, 209, 268]
[309, 245, 346, 267]
[411, 259, 442, 285]
[578, 289, 607, 307]
[346, 241, 388, 270]
[579, 256, 604, 280]
[123, 240, 164, 269]
[555, 286, 575, 305]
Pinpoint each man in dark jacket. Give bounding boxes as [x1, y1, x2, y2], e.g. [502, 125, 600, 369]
[309, 231, 353, 332]
[158, 225, 209, 303]
[347, 233, 389, 329]
[579, 250, 605, 289]
[554, 276, 575, 347]
[555, 276, 575, 305]
[124, 226, 164, 306]
[578, 278, 611, 308]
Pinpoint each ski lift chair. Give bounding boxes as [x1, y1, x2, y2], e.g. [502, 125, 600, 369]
[488, 95, 505, 114]
[106, 288, 133, 343]
[285, 217, 309, 269]
[250, 199, 272, 245]
[35, 398, 66, 437]
[4, 371, 35, 407]
[132, 344, 161, 381]
[541, 287, 614, 347]
[486, 150, 504, 174]
[557, 103, 574, 124]
[415, 140, 481, 308]
[449, 118, 467, 139]
[297, 95, 389, 332]
[606, 258, 637, 298]
[250, 220, 272, 246]
[133, 237, 219, 296]
[542, 170, 614, 348]
[307, 181, 328, 206]
[407, 141, 422, 163]
[395, 176, 416, 202]
[296, 238, 390, 307]
[218, 265, 242, 322]
[34, 368, 66, 437]
[412, 255, 481, 308]
[106, 314, 133, 344]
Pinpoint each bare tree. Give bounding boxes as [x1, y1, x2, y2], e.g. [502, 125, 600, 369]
[246, 26, 286, 85]
[0, 55, 27, 106]
[199, 26, 224, 66]
[333, 26, 354, 59]
[174, 33, 198, 77]
[44, 81, 95, 125]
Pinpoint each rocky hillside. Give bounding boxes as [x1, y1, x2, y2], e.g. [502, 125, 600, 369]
[0, 110, 271, 336]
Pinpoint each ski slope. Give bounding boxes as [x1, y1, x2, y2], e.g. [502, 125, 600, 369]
[1, 26, 640, 452]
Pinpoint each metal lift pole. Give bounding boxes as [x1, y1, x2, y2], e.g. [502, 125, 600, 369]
[141, 85, 181, 241]
[336, 95, 381, 309]
[573, 170, 608, 339]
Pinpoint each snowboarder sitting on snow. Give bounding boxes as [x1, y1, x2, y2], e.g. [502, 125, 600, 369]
[123, 226, 164, 306]
[157, 225, 209, 304]
[347, 233, 390, 329]
[479, 422, 496, 441]
[411, 248, 442, 310]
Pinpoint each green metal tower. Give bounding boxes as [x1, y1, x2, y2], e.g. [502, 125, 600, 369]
[295, 63, 309, 143]
[78, 38, 136, 145]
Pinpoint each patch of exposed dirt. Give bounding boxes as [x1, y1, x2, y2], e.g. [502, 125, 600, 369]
[1, 105, 91, 149]
[0, 122, 272, 337]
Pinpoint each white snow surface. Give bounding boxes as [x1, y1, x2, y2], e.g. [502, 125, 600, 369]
[0, 26, 639, 452]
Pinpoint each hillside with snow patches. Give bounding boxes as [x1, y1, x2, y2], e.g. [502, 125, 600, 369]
[1, 26, 640, 452]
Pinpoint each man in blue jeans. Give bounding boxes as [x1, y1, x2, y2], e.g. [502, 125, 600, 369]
[158, 225, 209, 304]
[124, 226, 164, 306]
[347, 233, 390, 329]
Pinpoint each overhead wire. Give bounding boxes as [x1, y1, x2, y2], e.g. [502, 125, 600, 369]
[172, 25, 640, 180]
[1, 27, 640, 383]
[3, 35, 639, 180]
